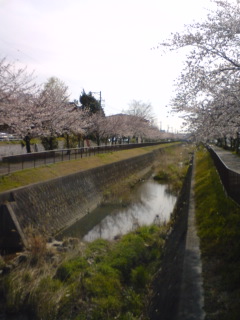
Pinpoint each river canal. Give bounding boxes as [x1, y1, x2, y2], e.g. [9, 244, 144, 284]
[59, 177, 177, 241]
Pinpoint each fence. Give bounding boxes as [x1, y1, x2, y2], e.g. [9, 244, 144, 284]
[207, 145, 240, 205]
[0, 142, 167, 176]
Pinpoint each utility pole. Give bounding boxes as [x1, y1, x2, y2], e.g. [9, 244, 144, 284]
[92, 91, 102, 108]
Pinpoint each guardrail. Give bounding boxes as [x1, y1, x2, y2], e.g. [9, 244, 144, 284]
[207, 145, 240, 205]
[0, 142, 167, 175]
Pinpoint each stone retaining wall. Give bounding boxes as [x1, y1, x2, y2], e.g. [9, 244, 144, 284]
[0, 147, 167, 250]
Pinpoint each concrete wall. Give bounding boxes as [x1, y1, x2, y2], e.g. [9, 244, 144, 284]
[0, 143, 45, 160]
[207, 146, 240, 205]
[0, 141, 66, 160]
[0, 147, 168, 250]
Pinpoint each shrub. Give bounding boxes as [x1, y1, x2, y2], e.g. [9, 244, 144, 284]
[153, 170, 169, 181]
[41, 136, 58, 150]
[108, 233, 146, 282]
[122, 288, 143, 317]
[83, 238, 112, 266]
[63, 134, 79, 149]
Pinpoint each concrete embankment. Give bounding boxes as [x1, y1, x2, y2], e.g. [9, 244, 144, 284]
[149, 155, 205, 320]
[0, 146, 166, 251]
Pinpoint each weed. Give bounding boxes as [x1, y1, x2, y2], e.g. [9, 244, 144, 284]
[3, 224, 169, 319]
[130, 265, 149, 289]
[153, 170, 169, 181]
[56, 256, 89, 282]
[30, 276, 65, 320]
[122, 288, 143, 317]
[153, 144, 191, 195]
[27, 231, 47, 265]
[108, 233, 146, 282]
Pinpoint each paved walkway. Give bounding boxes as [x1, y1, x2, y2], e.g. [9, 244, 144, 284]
[210, 145, 240, 174]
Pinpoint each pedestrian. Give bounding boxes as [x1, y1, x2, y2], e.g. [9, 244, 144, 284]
[24, 132, 31, 153]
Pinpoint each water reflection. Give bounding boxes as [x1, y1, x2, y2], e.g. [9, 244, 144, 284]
[81, 180, 176, 242]
[59, 179, 176, 242]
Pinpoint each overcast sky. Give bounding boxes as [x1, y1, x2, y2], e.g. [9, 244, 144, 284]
[0, 0, 216, 132]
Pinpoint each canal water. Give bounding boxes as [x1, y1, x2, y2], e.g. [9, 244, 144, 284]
[60, 177, 177, 242]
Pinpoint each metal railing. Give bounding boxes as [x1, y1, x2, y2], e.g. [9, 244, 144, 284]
[0, 142, 166, 176]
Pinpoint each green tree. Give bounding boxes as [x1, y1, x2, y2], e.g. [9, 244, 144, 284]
[79, 90, 104, 115]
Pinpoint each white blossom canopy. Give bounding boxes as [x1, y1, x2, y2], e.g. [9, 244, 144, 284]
[157, 0, 240, 141]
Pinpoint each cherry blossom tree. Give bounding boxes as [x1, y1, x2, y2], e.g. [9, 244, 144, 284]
[35, 77, 69, 136]
[82, 112, 107, 146]
[123, 100, 155, 124]
[0, 57, 165, 153]
[156, 0, 240, 144]
[34, 77, 90, 150]
[0, 60, 88, 151]
[0, 57, 39, 137]
[105, 113, 162, 144]
[121, 100, 160, 142]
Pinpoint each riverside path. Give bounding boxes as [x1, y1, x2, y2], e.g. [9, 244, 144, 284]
[210, 144, 240, 173]
[176, 156, 205, 320]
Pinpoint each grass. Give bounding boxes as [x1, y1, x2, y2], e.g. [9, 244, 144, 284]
[1, 141, 188, 319]
[3, 143, 240, 319]
[195, 146, 240, 320]
[0, 138, 41, 146]
[153, 143, 193, 195]
[0, 141, 21, 146]
[3, 224, 169, 320]
[0, 143, 179, 193]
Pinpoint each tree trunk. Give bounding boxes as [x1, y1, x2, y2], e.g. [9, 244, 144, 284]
[96, 135, 100, 146]
[236, 133, 240, 154]
[66, 134, 70, 149]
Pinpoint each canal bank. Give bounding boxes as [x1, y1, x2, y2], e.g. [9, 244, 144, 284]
[0, 143, 194, 320]
[148, 155, 205, 320]
[0, 144, 179, 251]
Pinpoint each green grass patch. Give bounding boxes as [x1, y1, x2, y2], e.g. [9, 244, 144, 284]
[195, 147, 240, 319]
[153, 143, 192, 195]
[3, 224, 168, 319]
[0, 143, 179, 193]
